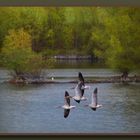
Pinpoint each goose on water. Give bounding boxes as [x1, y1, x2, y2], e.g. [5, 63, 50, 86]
[62, 91, 75, 118]
[88, 88, 102, 111]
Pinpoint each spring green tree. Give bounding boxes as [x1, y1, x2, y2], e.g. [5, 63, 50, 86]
[106, 8, 140, 74]
[91, 8, 140, 74]
[1, 28, 44, 79]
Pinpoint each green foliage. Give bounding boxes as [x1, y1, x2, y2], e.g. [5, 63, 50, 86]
[1, 28, 44, 77]
[0, 7, 47, 51]
[18, 7, 47, 52]
[0, 7, 139, 74]
[107, 8, 140, 73]
[91, 7, 140, 73]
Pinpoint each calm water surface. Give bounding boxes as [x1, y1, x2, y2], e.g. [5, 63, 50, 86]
[0, 68, 140, 133]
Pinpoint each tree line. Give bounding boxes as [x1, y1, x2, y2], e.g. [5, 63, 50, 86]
[0, 7, 139, 79]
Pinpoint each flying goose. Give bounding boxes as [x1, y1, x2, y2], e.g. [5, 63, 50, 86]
[88, 88, 102, 111]
[62, 91, 75, 118]
[72, 72, 90, 103]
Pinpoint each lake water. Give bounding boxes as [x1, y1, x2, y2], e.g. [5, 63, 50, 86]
[0, 68, 140, 133]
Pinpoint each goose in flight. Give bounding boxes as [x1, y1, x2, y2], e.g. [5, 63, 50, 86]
[73, 81, 85, 103]
[72, 72, 90, 103]
[62, 91, 75, 118]
[88, 88, 102, 111]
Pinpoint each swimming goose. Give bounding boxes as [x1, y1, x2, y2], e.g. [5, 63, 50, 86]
[88, 88, 102, 111]
[62, 91, 75, 118]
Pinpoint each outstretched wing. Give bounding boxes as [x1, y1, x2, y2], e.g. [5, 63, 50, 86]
[92, 88, 98, 106]
[65, 91, 70, 106]
[64, 109, 70, 118]
[78, 72, 85, 83]
[78, 72, 85, 97]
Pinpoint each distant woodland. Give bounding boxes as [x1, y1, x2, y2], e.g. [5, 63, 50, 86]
[0, 7, 139, 78]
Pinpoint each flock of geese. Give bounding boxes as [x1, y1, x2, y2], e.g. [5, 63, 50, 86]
[61, 72, 102, 118]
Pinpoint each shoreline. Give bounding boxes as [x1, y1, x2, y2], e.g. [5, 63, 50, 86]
[5, 76, 140, 84]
